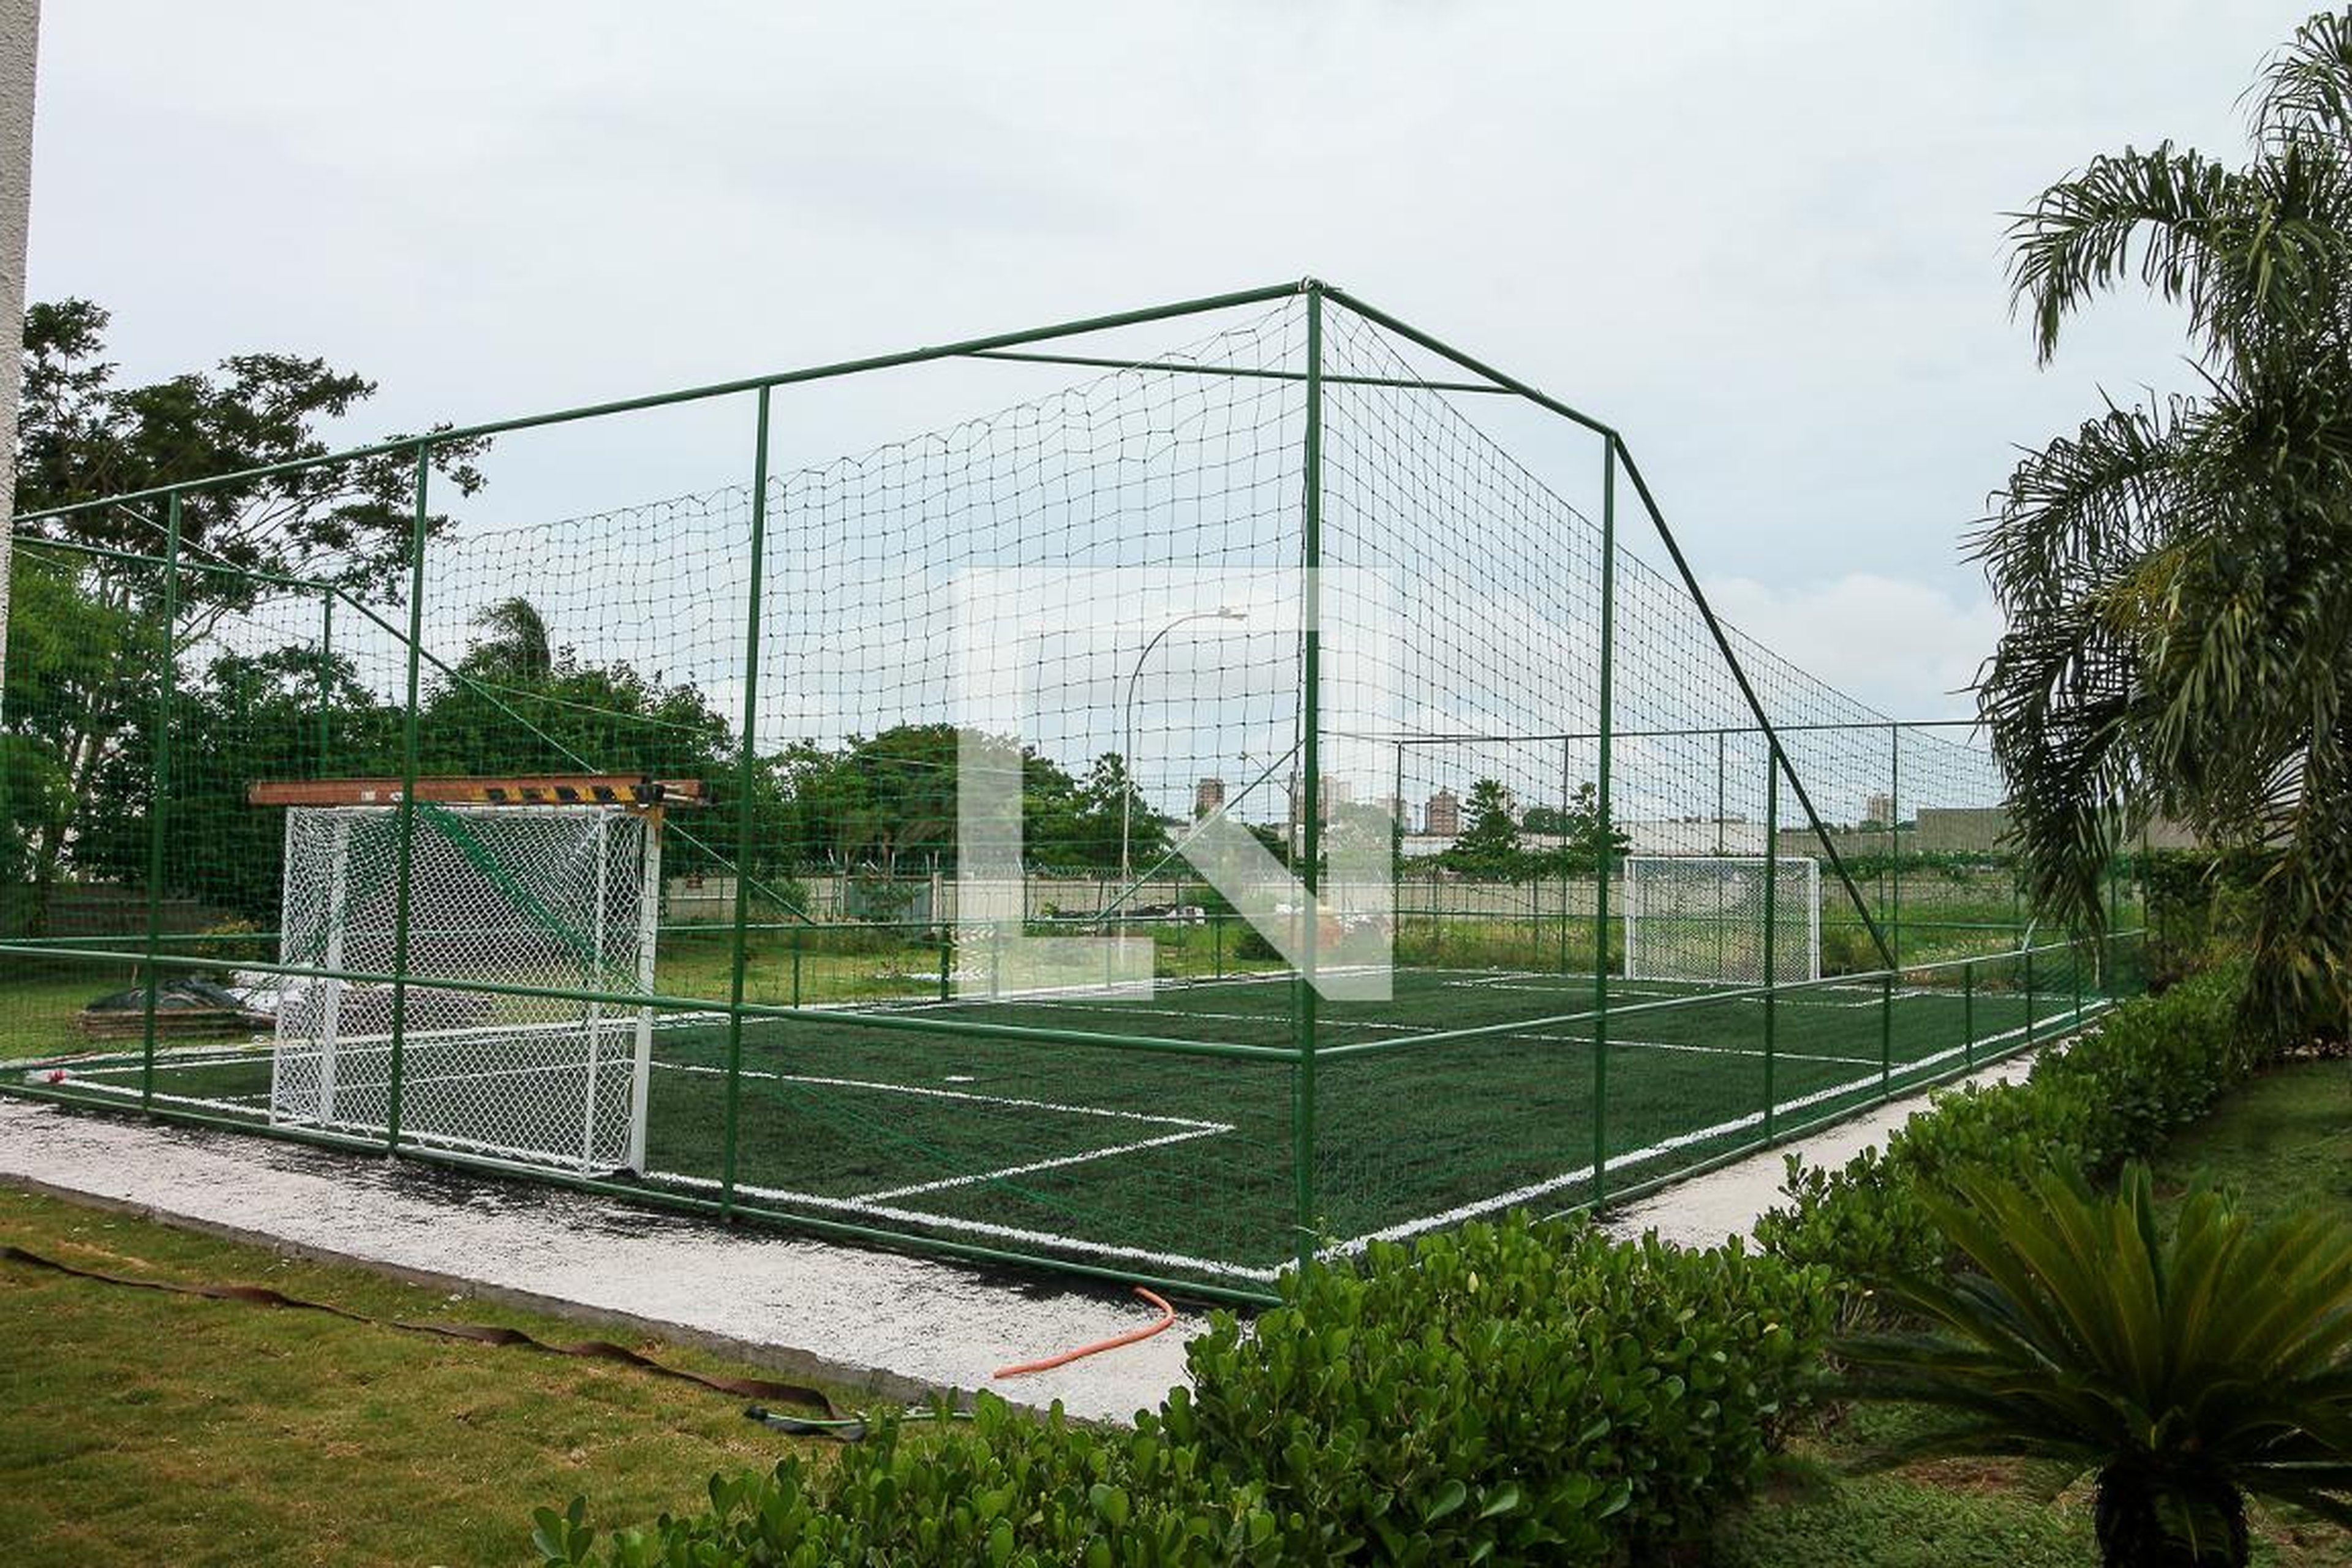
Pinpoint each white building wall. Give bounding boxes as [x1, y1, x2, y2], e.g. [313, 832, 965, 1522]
[0, 0, 37, 710]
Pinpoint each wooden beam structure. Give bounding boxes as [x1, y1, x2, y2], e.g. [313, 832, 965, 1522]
[246, 776, 706, 809]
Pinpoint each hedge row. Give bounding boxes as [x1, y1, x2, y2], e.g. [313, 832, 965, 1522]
[1754, 963, 2248, 1306]
[532, 1215, 1831, 1567]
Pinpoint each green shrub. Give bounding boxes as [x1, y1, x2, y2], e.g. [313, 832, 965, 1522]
[531, 1394, 1284, 1568]
[1229, 922, 1279, 963]
[2034, 962, 2247, 1158]
[1756, 966, 2251, 1310]
[1185, 1212, 1834, 1563]
[532, 1215, 1833, 1567]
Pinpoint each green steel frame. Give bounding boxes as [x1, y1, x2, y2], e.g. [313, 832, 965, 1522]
[0, 279, 2146, 1300]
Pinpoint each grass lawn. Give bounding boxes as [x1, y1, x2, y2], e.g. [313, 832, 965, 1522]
[0, 1184, 840, 1568]
[1716, 1055, 2352, 1567]
[2148, 1054, 2352, 1229]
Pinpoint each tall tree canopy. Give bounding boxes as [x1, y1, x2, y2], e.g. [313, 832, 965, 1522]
[1977, 9, 2352, 1039]
[5, 301, 488, 928]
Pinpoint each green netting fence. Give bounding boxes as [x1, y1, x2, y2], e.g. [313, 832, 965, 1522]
[0, 281, 2144, 1300]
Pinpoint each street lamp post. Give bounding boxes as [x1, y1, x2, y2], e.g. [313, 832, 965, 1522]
[1121, 606, 1246, 894]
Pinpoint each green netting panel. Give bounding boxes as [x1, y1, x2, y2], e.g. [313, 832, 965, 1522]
[0, 287, 2152, 1293]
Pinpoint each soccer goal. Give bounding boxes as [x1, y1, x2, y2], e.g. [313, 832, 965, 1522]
[252, 777, 697, 1173]
[1623, 854, 1820, 986]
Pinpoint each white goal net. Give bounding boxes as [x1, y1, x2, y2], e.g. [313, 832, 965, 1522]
[270, 802, 660, 1172]
[1623, 854, 1820, 986]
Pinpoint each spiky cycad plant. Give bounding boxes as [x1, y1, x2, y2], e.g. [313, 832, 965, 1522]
[1839, 1163, 2352, 1567]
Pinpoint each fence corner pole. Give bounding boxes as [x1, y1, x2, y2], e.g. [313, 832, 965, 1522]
[1592, 438, 1618, 1207]
[385, 443, 434, 1153]
[722, 386, 774, 1219]
[1761, 740, 1778, 1140]
[1291, 282, 1325, 1275]
[1888, 723, 1901, 969]
[138, 493, 184, 1113]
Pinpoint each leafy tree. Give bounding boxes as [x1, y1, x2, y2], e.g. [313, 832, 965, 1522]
[464, 596, 553, 684]
[1976, 11, 2352, 1041]
[1431, 778, 1626, 880]
[417, 601, 741, 878]
[6, 300, 486, 925]
[770, 724, 1172, 878]
[1441, 777, 1522, 877]
[74, 646, 402, 919]
[1840, 1163, 2352, 1567]
[1527, 780, 1631, 877]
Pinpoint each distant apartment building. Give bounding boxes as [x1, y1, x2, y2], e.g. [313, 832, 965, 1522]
[1863, 791, 1896, 827]
[1425, 788, 1462, 838]
[1194, 776, 1226, 817]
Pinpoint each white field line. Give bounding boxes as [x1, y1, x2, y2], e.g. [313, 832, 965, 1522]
[46, 1079, 269, 1115]
[72, 1052, 1231, 1137]
[648, 1168, 1280, 1283]
[2, 1040, 268, 1074]
[1512, 1033, 1883, 1068]
[850, 1124, 1234, 1204]
[652, 1063, 1231, 1134]
[1317, 999, 2110, 1258]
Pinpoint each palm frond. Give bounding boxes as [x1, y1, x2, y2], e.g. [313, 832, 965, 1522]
[2007, 145, 2254, 366]
[2248, 8, 2352, 148]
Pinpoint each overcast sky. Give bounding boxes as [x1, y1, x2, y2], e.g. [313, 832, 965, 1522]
[21, 0, 2315, 722]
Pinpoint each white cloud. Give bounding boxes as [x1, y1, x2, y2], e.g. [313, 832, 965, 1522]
[1700, 573, 2004, 722]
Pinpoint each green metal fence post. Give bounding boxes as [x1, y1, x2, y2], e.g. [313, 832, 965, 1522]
[1962, 959, 1976, 1069]
[1715, 730, 1729, 982]
[385, 445, 434, 1153]
[1761, 745, 1777, 1140]
[138, 494, 184, 1113]
[1291, 282, 1325, 1272]
[2023, 948, 2037, 1047]
[317, 587, 335, 771]
[722, 386, 774, 1218]
[1880, 971, 1893, 1093]
[1888, 723, 1901, 970]
[1593, 439, 1618, 1205]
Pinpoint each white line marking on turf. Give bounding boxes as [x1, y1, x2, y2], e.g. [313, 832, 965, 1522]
[850, 1123, 1232, 1204]
[647, 1169, 1278, 1283]
[653, 1062, 1231, 1133]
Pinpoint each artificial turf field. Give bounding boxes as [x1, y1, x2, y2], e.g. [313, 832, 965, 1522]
[9, 959, 2105, 1287]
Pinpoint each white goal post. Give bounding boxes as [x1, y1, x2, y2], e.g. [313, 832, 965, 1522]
[266, 799, 664, 1174]
[1623, 854, 1820, 986]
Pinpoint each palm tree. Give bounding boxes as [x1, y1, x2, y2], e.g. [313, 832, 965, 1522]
[1838, 1163, 2352, 1567]
[1977, 9, 2352, 1041]
[466, 596, 554, 684]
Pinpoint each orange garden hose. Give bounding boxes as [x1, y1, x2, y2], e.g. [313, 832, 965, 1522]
[993, 1287, 1175, 1378]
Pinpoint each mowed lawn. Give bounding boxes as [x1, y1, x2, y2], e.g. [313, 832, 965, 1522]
[0, 1185, 836, 1568]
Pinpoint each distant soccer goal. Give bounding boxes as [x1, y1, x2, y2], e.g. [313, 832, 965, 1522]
[257, 777, 688, 1172]
[1623, 854, 1820, 986]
